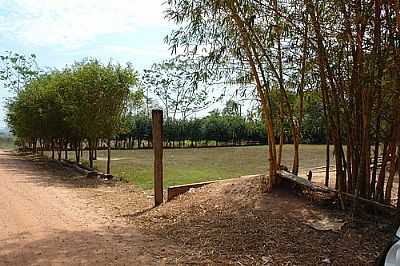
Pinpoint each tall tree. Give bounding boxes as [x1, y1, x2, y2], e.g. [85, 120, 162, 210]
[142, 56, 216, 120]
[165, 0, 310, 186]
[0, 51, 39, 93]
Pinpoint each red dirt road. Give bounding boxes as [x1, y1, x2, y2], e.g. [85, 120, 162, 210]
[0, 151, 177, 265]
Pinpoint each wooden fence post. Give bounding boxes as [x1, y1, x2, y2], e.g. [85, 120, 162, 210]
[152, 109, 164, 206]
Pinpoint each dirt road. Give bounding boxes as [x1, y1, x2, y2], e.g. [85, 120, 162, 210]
[0, 151, 178, 266]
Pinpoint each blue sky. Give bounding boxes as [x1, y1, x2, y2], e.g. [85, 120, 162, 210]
[0, 0, 175, 128]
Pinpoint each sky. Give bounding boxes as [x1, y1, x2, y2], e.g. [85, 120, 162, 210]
[0, 0, 176, 128]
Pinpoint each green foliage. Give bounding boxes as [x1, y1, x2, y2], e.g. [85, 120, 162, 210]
[7, 59, 139, 155]
[131, 113, 152, 147]
[118, 99, 271, 148]
[0, 51, 39, 93]
[203, 111, 229, 145]
[68, 59, 137, 139]
[0, 132, 14, 149]
[301, 91, 326, 144]
[142, 56, 217, 120]
[116, 94, 328, 148]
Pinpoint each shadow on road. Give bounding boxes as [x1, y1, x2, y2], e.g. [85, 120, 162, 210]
[0, 151, 116, 189]
[0, 227, 182, 265]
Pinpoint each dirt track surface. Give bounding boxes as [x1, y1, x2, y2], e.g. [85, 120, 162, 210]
[0, 150, 177, 266]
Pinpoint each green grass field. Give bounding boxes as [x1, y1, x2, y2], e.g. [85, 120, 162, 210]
[0, 137, 15, 150]
[83, 145, 333, 189]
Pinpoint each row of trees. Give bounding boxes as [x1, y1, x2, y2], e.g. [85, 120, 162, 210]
[117, 110, 267, 149]
[165, 0, 400, 208]
[116, 92, 326, 149]
[6, 59, 138, 173]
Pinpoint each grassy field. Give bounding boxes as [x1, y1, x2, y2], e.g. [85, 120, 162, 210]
[80, 145, 334, 189]
[0, 137, 15, 150]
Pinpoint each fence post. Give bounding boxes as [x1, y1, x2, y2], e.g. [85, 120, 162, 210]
[152, 109, 163, 206]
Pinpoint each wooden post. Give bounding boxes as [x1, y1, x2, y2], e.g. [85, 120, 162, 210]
[307, 170, 313, 181]
[152, 110, 164, 206]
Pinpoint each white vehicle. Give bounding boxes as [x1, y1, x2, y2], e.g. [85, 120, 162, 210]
[378, 227, 400, 265]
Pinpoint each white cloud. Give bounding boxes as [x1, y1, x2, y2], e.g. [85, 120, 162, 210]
[0, 0, 169, 49]
[107, 45, 169, 58]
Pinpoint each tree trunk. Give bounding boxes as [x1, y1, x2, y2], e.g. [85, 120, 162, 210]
[292, 129, 300, 175]
[346, 142, 352, 193]
[93, 139, 97, 160]
[51, 139, 55, 160]
[371, 119, 381, 198]
[278, 103, 284, 166]
[384, 146, 399, 204]
[75, 141, 80, 163]
[64, 141, 68, 160]
[88, 139, 93, 169]
[39, 139, 44, 156]
[396, 147, 400, 208]
[107, 139, 111, 174]
[33, 138, 37, 154]
[325, 142, 330, 187]
[376, 142, 391, 202]
[56, 139, 61, 161]
[227, 2, 278, 187]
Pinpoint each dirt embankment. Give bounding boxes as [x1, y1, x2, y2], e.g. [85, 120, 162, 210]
[105, 176, 394, 265]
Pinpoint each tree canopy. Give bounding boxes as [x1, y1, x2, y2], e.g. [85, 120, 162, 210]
[164, 0, 400, 206]
[7, 59, 139, 172]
